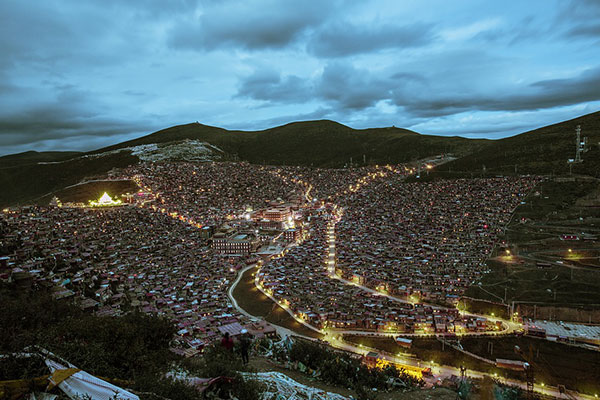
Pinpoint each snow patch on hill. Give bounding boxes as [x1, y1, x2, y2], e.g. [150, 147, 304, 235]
[129, 140, 223, 162]
[82, 140, 225, 163]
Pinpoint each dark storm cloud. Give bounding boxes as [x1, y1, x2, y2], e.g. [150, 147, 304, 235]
[0, 82, 157, 151]
[168, 1, 342, 51]
[397, 66, 600, 117]
[315, 63, 391, 110]
[238, 61, 600, 119]
[559, 0, 600, 39]
[1, 0, 600, 154]
[237, 62, 395, 110]
[307, 22, 435, 57]
[236, 69, 312, 103]
[0, 104, 155, 147]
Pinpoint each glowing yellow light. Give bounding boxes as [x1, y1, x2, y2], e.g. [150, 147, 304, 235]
[89, 192, 122, 207]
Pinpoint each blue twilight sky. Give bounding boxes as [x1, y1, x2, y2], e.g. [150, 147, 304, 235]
[1, 0, 599, 155]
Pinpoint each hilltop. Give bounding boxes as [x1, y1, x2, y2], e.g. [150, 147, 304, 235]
[0, 150, 83, 168]
[0, 120, 486, 207]
[1, 111, 599, 207]
[0, 152, 139, 207]
[437, 111, 600, 177]
[94, 119, 486, 166]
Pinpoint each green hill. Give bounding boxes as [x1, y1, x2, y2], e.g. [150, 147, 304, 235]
[437, 111, 600, 177]
[94, 119, 486, 166]
[1, 120, 484, 207]
[0, 152, 139, 207]
[0, 151, 83, 168]
[2, 112, 598, 207]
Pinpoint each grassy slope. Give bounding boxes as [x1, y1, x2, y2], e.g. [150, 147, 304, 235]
[1, 120, 486, 206]
[94, 120, 488, 167]
[0, 152, 139, 207]
[0, 151, 83, 168]
[232, 265, 323, 339]
[344, 335, 600, 395]
[3, 111, 598, 207]
[35, 179, 140, 206]
[437, 111, 600, 176]
[465, 179, 600, 307]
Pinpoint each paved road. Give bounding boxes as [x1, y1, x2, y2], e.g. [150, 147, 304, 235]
[228, 172, 595, 399]
[228, 263, 323, 338]
[326, 218, 521, 337]
[227, 263, 261, 322]
[326, 336, 596, 400]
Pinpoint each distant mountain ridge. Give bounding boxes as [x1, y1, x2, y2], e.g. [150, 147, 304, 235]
[437, 111, 600, 176]
[0, 151, 84, 168]
[92, 119, 483, 166]
[1, 112, 598, 207]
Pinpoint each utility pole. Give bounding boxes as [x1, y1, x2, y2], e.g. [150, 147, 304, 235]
[456, 366, 469, 400]
[575, 125, 582, 162]
[515, 345, 535, 400]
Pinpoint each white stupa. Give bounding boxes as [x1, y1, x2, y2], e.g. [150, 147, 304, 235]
[89, 192, 122, 207]
[98, 192, 114, 205]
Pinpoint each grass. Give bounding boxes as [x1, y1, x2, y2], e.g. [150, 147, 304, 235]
[1, 120, 487, 207]
[35, 179, 140, 205]
[343, 335, 511, 378]
[460, 336, 600, 396]
[465, 261, 600, 306]
[94, 120, 488, 168]
[232, 266, 323, 339]
[0, 150, 83, 168]
[343, 334, 600, 396]
[437, 111, 600, 177]
[0, 151, 139, 207]
[5, 111, 599, 207]
[464, 178, 600, 308]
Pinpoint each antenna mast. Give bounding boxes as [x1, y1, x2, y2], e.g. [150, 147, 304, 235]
[574, 125, 587, 163]
[574, 125, 582, 163]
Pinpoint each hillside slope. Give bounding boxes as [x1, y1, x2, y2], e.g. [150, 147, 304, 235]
[0, 151, 83, 168]
[0, 152, 139, 207]
[94, 120, 487, 166]
[3, 112, 597, 207]
[437, 111, 600, 176]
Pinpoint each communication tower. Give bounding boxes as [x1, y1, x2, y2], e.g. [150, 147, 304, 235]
[573, 125, 587, 163]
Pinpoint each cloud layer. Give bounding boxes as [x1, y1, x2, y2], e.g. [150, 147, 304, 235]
[0, 0, 599, 155]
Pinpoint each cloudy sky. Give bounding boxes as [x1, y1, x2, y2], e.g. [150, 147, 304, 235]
[1, 0, 599, 155]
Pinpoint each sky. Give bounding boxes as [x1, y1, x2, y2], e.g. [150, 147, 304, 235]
[1, 0, 599, 155]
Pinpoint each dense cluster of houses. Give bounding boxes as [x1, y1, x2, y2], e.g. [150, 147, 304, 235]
[1, 161, 539, 349]
[0, 206, 265, 353]
[1, 162, 313, 353]
[124, 162, 303, 229]
[335, 176, 542, 305]
[257, 175, 540, 333]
